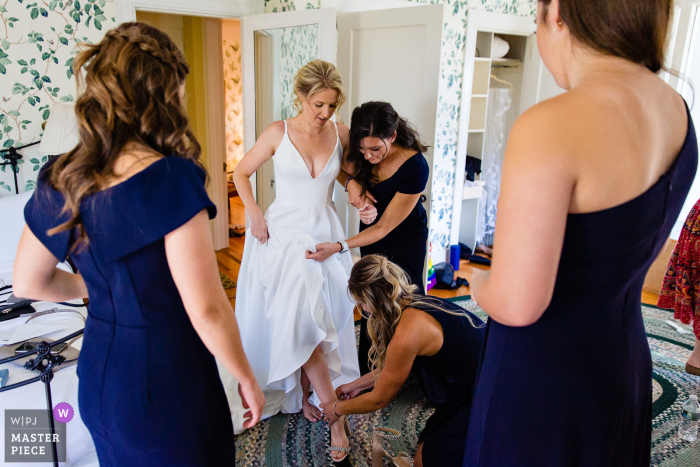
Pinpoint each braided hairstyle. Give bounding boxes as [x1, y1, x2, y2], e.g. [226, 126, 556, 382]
[348, 255, 481, 375]
[47, 22, 200, 247]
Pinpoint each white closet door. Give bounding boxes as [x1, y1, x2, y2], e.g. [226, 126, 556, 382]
[241, 8, 337, 215]
[335, 3, 444, 281]
[521, 35, 566, 110]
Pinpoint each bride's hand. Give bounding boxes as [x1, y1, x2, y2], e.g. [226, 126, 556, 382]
[347, 179, 376, 209]
[359, 203, 378, 225]
[250, 212, 269, 244]
[306, 242, 341, 263]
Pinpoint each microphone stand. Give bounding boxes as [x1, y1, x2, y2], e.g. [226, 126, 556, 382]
[0, 141, 41, 194]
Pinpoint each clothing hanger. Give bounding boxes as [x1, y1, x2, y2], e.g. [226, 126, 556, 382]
[490, 74, 513, 90]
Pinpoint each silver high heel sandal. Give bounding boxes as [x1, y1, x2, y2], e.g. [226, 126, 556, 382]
[328, 416, 351, 463]
[371, 427, 414, 467]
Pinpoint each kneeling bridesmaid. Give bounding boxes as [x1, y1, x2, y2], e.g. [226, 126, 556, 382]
[321, 255, 484, 467]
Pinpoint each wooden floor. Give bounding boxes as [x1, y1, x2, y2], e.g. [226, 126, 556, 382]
[218, 199, 659, 313]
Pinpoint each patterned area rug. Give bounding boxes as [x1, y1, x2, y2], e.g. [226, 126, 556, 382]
[234, 297, 700, 466]
[220, 272, 236, 290]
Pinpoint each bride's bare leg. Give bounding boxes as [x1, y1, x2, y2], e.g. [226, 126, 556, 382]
[302, 345, 349, 461]
[301, 368, 323, 422]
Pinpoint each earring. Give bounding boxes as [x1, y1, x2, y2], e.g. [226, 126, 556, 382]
[558, 21, 563, 26]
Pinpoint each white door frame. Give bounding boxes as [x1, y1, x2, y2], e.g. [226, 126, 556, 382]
[241, 8, 338, 200]
[114, 0, 263, 250]
[449, 10, 536, 247]
[115, 0, 262, 23]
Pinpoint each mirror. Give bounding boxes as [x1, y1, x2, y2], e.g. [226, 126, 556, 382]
[253, 24, 319, 214]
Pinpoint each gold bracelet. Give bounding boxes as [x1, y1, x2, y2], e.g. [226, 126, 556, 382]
[333, 399, 340, 417]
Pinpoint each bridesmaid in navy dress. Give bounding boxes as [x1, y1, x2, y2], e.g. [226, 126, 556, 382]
[320, 255, 484, 467]
[308, 102, 430, 376]
[465, 0, 696, 465]
[13, 22, 264, 466]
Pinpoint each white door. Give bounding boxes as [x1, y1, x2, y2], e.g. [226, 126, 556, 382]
[335, 4, 444, 287]
[520, 35, 566, 109]
[241, 8, 338, 215]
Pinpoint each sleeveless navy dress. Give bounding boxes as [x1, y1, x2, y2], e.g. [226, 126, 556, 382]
[464, 104, 698, 466]
[24, 157, 236, 466]
[411, 297, 484, 467]
[359, 152, 429, 374]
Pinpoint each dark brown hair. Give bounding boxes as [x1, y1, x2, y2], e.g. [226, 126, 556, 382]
[48, 22, 200, 246]
[348, 101, 428, 196]
[539, 0, 672, 73]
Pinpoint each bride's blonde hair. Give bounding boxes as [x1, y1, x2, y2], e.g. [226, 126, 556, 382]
[292, 59, 346, 115]
[348, 255, 481, 375]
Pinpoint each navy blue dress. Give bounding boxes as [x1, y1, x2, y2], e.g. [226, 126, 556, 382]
[411, 297, 484, 467]
[464, 105, 698, 466]
[358, 152, 429, 374]
[24, 157, 236, 466]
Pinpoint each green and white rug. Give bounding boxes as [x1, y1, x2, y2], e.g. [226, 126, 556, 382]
[234, 297, 700, 466]
[220, 272, 236, 290]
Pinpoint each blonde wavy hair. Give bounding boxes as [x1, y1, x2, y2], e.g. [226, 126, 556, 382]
[47, 22, 200, 248]
[292, 59, 346, 115]
[348, 255, 482, 375]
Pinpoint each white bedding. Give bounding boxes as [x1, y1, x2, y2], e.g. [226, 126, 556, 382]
[0, 301, 98, 467]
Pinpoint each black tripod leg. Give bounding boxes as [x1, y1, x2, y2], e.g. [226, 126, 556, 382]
[44, 380, 59, 467]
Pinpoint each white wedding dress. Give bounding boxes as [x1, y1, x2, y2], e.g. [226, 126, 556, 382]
[219, 120, 360, 434]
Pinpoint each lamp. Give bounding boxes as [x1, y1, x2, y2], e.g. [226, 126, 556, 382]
[38, 102, 80, 158]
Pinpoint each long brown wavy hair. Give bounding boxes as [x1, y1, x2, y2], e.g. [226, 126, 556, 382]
[47, 22, 201, 247]
[347, 255, 482, 375]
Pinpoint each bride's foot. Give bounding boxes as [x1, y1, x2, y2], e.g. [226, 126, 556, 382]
[329, 416, 350, 462]
[302, 396, 323, 423]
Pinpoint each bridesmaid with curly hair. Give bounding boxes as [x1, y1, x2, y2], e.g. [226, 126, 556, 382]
[14, 22, 263, 466]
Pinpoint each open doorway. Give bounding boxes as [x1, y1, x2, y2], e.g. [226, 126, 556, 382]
[135, 11, 237, 252]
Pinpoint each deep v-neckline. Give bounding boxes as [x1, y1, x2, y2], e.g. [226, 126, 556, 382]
[285, 120, 338, 180]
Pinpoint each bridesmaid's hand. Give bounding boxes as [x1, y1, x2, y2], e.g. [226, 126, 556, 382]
[306, 242, 342, 262]
[359, 204, 378, 225]
[250, 212, 269, 244]
[336, 382, 362, 400]
[239, 381, 265, 429]
[319, 400, 340, 426]
[347, 179, 377, 209]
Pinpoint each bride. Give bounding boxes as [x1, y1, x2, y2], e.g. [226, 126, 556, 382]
[225, 59, 365, 462]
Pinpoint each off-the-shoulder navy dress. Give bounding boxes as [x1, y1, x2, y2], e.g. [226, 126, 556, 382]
[24, 157, 235, 466]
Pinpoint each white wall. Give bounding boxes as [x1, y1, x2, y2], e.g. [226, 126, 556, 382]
[672, 8, 700, 239]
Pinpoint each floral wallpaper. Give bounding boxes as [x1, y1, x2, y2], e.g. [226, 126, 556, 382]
[279, 24, 318, 120]
[264, 0, 319, 13]
[407, 0, 537, 250]
[222, 20, 243, 174]
[0, 0, 115, 195]
[264, 0, 319, 121]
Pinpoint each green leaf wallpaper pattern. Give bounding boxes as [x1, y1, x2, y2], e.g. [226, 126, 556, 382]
[0, 0, 115, 194]
[279, 23, 318, 121]
[407, 0, 536, 250]
[264, 1, 320, 121]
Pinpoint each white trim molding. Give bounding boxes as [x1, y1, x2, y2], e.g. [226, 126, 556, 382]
[115, 0, 263, 24]
[449, 10, 536, 246]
